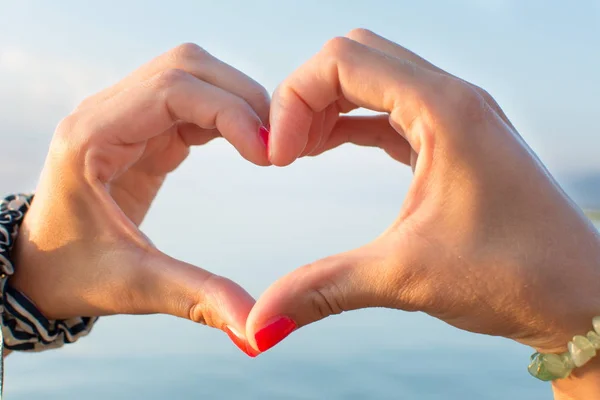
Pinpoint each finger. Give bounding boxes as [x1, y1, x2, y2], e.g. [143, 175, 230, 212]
[138, 251, 260, 357]
[245, 243, 402, 353]
[79, 43, 270, 125]
[308, 115, 412, 164]
[131, 122, 221, 176]
[177, 122, 221, 146]
[345, 28, 514, 129]
[62, 69, 269, 179]
[346, 29, 449, 76]
[268, 36, 440, 166]
[297, 109, 327, 158]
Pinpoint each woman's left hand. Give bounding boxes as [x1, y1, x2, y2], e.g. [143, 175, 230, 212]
[9, 43, 270, 356]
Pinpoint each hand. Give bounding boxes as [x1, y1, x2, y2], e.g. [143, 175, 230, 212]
[75, 44, 271, 225]
[246, 28, 600, 376]
[10, 43, 270, 356]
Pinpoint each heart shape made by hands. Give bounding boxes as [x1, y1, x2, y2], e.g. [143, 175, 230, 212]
[10, 31, 600, 370]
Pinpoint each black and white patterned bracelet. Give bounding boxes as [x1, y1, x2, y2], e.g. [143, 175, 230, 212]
[0, 194, 98, 398]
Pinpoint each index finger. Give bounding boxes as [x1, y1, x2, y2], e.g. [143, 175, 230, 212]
[79, 43, 270, 124]
[269, 37, 441, 166]
[57, 69, 265, 181]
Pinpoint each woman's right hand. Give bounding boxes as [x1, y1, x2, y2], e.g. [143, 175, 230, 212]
[247, 29, 600, 398]
[10, 43, 270, 357]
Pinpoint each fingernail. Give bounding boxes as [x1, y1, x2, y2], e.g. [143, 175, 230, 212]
[254, 316, 297, 352]
[258, 126, 270, 148]
[224, 326, 260, 358]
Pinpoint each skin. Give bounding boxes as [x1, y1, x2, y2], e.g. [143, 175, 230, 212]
[243, 29, 600, 399]
[7, 30, 600, 399]
[10, 43, 270, 346]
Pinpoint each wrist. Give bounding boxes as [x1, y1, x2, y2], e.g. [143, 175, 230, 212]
[529, 223, 600, 398]
[527, 221, 600, 354]
[552, 355, 600, 400]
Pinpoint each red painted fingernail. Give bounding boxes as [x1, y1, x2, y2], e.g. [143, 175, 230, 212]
[224, 326, 260, 358]
[259, 126, 270, 148]
[254, 316, 297, 352]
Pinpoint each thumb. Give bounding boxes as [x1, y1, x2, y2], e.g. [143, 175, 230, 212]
[246, 242, 398, 353]
[136, 250, 260, 357]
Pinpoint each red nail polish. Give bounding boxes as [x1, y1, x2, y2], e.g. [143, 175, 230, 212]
[224, 326, 260, 358]
[259, 126, 269, 148]
[254, 316, 297, 352]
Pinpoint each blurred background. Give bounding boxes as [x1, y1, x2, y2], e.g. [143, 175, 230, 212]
[1, 1, 598, 399]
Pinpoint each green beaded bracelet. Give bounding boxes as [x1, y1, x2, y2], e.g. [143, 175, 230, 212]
[528, 316, 600, 381]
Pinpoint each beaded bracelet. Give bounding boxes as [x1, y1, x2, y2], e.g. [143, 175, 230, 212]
[0, 194, 98, 399]
[528, 316, 600, 381]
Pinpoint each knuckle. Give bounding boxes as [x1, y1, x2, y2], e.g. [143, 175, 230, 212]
[247, 86, 271, 116]
[153, 68, 191, 90]
[75, 94, 98, 111]
[187, 275, 228, 328]
[188, 302, 209, 325]
[227, 96, 253, 114]
[322, 36, 356, 59]
[170, 42, 211, 64]
[54, 111, 119, 174]
[472, 85, 503, 114]
[444, 78, 489, 123]
[253, 86, 271, 107]
[308, 286, 345, 321]
[470, 84, 495, 106]
[218, 100, 256, 144]
[473, 84, 492, 101]
[345, 27, 376, 42]
[54, 113, 80, 139]
[55, 112, 94, 144]
[298, 259, 348, 321]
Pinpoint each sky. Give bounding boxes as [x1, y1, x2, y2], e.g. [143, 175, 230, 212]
[0, 2, 599, 398]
